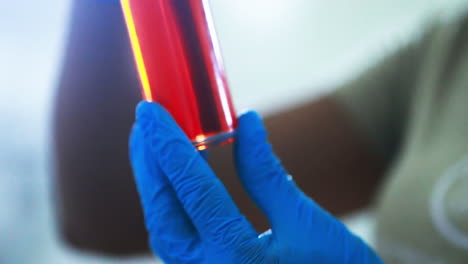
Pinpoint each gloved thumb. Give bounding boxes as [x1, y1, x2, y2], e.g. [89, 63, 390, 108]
[234, 111, 305, 227]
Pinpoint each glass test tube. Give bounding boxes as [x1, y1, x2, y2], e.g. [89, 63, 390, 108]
[121, 0, 237, 150]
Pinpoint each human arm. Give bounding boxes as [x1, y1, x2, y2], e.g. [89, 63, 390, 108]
[209, 97, 387, 230]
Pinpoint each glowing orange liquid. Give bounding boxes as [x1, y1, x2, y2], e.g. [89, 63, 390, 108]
[121, 0, 237, 150]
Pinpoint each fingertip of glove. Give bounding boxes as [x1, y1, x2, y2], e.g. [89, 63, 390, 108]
[238, 109, 260, 121]
[136, 101, 172, 122]
[134, 101, 194, 163]
[135, 101, 152, 115]
[136, 101, 158, 121]
[135, 102, 179, 139]
[237, 110, 267, 140]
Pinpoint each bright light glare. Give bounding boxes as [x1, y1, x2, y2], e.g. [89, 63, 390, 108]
[121, 0, 153, 101]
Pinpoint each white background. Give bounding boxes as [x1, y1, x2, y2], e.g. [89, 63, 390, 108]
[0, 0, 467, 263]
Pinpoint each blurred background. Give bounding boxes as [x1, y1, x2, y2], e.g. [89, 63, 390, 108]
[1, 0, 467, 263]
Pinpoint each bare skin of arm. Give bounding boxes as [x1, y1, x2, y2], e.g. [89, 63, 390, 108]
[52, 1, 386, 255]
[209, 97, 387, 230]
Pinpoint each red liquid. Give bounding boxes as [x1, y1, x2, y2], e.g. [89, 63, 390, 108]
[121, 0, 237, 150]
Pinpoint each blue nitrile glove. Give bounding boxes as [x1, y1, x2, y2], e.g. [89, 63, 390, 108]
[129, 101, 383, 264]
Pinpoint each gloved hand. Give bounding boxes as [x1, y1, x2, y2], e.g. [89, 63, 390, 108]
[129, 101, 383, 264]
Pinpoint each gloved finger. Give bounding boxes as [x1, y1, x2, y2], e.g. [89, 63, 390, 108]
[234, 111, 304, 227]
[136, 102, 258, 250]
[129, 122, 204, 263]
